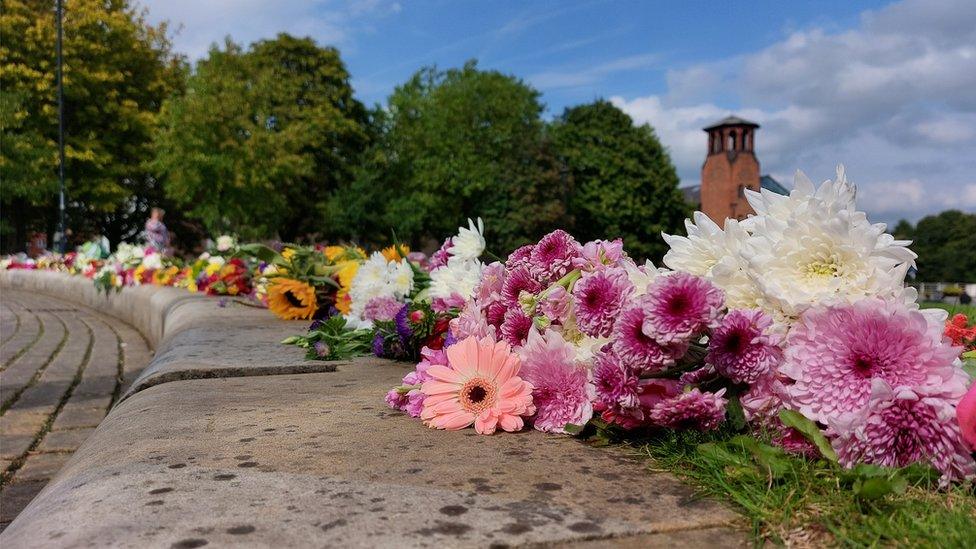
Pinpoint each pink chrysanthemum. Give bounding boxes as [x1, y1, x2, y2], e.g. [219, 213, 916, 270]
[364, 296, 405, 322]
[641, 273, 724, 345]
[830, 380, 976, 484]
[707, 309, 783, 384]
[679, 366, 716, 385]
[500, 308, 534, 346]
[528, 230, 583, 283]
[420, 336, 535, 434]
[592, 348, 681, 428]
[505, 244, 535, 270]
[771, 424, 821, 459]
[485, 300, 508, 329]
[500, 265, 542, 306]
[452, 300, 497, 340]
[958, 383, 976, 451]
[650, 388, 728, 431]
[474, 261, 506, 303]
[539, 285, 572, 325]
[572, 267, 633, 338]
[611, 297, 688, 373]
[580, 239, 624, 270]
[781, 298, 967, 424]
[519, 330, 594, 433]
[428, 238, 453, 270]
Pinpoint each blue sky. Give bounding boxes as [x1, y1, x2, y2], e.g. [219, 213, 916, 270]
[141, 0, 976, 225]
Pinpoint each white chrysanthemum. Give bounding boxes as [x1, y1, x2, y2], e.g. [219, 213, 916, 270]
[141, 252, 163, 270]
[216, 235, 235, 252]
[208, 255, 225, 268]
[429, 257, 483, 300]
[389, 259, 415, 298]
[449, 218, 485, 262]
[347, 254, 414, 323]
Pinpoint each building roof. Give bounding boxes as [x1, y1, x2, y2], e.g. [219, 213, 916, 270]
[679, 174, 787, 207]
[703, 115, 760, 131]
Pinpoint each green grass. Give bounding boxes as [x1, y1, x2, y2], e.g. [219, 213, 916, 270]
[921, 301, 976, 323]
[632, 429, 976, 547]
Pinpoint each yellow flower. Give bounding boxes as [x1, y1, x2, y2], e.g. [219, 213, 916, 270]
[323, 246, 345, 261]
[381, 244, 410, 262]
[205, 262, 222, 276]
[333, 260, 360, 315]
[282, 247, 296, 260]
[267, 278, 317, 320]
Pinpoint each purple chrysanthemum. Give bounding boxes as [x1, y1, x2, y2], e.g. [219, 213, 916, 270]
[781, 298, 967, 424]
[611, 297, 688, 373]
[528, 230, 583, 283]
[500, 265, 542, 306]
[650, 388, 728, 431]
[519, 330, 594, 433]
[830, 380, 976, 484]
[364, 296, 405, 322]
[394, 304, 412, 342]
[505, 244, 535, 270]
[573, 267, 633, 337]
[500, 308, 534, 346]
[707, 309, 783, 384]
[314, 340, 331, 358]
[641, 273, 724, 345]
[371, 333, 386, 357]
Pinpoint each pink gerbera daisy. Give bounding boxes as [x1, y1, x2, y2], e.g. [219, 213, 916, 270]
[781, 298, 967, 424]
[528, 230, 583, 283]
[519, 330, 594, 433]
[830, 379, 976, 484]
[650, 388, 728, 431]
[611, 297, 688, 373]
[707, 309, 783, 384]
[641, 273, 724, 345]
[573, 267, 633, 338]
[421, 336, 535, 434]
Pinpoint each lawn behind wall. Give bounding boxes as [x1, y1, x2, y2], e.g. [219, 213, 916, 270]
[626, 301, 976, 547]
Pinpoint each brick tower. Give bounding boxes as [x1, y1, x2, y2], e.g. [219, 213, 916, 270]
[701, 116, 761, 224]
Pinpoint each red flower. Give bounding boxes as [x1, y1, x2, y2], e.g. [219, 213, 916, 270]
[945, 314, 976, 351]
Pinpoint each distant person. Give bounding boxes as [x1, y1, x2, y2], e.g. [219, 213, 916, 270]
[144, 207, 171, 254]
[962, 292, 972, 305]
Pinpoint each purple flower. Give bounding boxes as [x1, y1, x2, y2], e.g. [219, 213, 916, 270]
[485, 300, 508, 329]
[403, 391, 426, 417]
[611, 298, 687, 374]
[363, 296, 404, 322]
[518, 330, 594, 433]
[500, 308, 533, 346]
[592, 348, 681, 429]
[781, 298, 967, 425]
[385, 389, 408, 410]
[707, 309, 783, 384]
[641, 273, 724, 345]
[528, 230, 582, 283]
[573, 267, 633, 337]
[500, 265, 542, 306]
[394, 304, 412, 342]
[371, 333, 386, 357]
[650, 388, 728, 431]
[829, 380, 976, 484]
[314, 341, 331, 358]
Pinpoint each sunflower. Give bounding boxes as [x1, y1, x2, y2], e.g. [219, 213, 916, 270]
[267, 278, 318, 320]
[322, 245, 345, 261]
[333, 260, 359, 315]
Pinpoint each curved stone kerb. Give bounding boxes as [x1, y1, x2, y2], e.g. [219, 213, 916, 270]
[0, 270, 336, 402]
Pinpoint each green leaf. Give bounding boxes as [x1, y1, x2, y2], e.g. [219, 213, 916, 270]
[961, 356, 976, 379]
[563, 423, 583, 435]
[854, 475, 907, 500]
[236, 243, 279, 264]
[726, 394, 748, 432]
[280, 336, 303, 345]
[778, 409, 838, 464]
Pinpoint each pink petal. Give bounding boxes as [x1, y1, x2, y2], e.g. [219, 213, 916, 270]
[426, 365, 463, 383]
[498, 414, 524, 432]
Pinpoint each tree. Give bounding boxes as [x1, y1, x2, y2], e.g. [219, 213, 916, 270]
[152, 34, 368, 241]
[896, 210, 976, 282]
[331, 61, 569, 253]
[550, 100, 688, 261]
[0, 0, 185, 251]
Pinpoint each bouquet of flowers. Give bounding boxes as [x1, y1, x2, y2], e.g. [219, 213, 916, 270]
[386, 167, 976, 486]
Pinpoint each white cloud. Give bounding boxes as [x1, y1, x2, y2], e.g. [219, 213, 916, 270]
[528, 53, 660, 89]
[611, 0, 976, 224]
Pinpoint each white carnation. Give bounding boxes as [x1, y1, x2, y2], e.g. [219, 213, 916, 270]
[216, 235, 235, 252]
[429, 258, 483, 301]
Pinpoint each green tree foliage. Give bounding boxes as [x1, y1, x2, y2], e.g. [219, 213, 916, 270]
[329, 61, 569, 253]
[152, 34, 368, 241]
[0, 0, 185, 250]
[894, 210, 976, 282]
[550, 100, 688, 261]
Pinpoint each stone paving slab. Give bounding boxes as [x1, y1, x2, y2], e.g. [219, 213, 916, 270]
[0, 363, 744, 547]
[16, 452, 73, 482]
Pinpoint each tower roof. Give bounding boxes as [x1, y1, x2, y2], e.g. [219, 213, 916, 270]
[703, 115, 760, 131]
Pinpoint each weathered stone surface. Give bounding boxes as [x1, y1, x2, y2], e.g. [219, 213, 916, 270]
[0, 480, 46, 526]
[0, 365, 743, 547]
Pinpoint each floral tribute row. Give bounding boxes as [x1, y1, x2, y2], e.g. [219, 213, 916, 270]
[4, 166, 975, 486]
